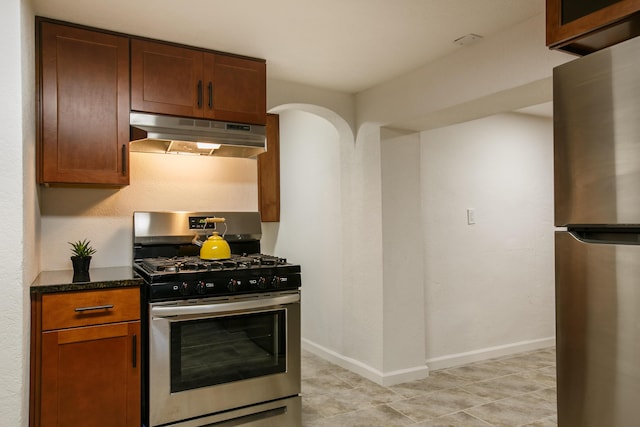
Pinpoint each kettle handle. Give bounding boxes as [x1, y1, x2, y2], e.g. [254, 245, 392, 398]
[203, 217, 228, 238]
[205, 217, 226, 223]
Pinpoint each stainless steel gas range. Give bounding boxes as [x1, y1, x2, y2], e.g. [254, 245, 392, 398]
[133, 211, 302, 427]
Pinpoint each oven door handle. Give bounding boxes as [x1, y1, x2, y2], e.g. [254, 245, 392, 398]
[150, 293, 300, 318]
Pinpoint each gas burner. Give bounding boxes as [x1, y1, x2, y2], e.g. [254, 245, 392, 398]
[176, 261, 201, 271]
[242, 254, 287, 267]
[137, 254, 291, 275]
[205, 261, 225, 271]
[140, 258, 178, 274]
[133, 211, 301, 302]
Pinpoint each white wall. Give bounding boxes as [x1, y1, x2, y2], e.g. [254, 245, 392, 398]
[40, 153, 258, 270]
[21, 2, 37, 426]
[380, 131, 427, 379]
[420, 113, 555, 369]
[264, 109, 405, 385]
[269, 108, 555, 384]
[339, 124, 385, 374]
[261, 109, 345, 354]
[264, 13, 565, 384]
[2, 0, 35, 425]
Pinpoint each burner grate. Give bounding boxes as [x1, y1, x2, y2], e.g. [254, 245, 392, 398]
[138, 254, 288, 274]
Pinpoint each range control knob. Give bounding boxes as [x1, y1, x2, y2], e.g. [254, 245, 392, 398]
[195, 281, 207, 295]
[179, 282, 191, 296]
[271, 276, 282, 288]
[257, 277, 268, 289]
[227, 279, 239, 292]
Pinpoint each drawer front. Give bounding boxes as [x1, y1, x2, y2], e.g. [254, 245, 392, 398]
[42, 287, 140, 331]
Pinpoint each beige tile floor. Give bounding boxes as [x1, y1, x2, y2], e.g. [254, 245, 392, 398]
[301, 347, 557, 426]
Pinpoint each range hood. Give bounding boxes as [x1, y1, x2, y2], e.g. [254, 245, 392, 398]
[129, 112, 266, 158]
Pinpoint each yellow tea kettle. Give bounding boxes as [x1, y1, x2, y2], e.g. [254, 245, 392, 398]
[191, 217, 231, 260]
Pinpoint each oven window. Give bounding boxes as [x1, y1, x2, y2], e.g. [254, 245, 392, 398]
[170, 309, 286, 392]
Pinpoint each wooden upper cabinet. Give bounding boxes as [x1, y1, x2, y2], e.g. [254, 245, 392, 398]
[131, 39, 266, 125]
[547, 0, 640, 54]
[206, 54, 267, 124]
[130, 40, 203, 118]
[38, 20, 130, 186]
[258, 114, 280, 222]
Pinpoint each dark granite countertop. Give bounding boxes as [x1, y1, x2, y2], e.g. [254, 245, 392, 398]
[30, 266, 143, 294]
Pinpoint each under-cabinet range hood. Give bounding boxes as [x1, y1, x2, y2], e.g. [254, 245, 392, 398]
[129, 112, 266, 158]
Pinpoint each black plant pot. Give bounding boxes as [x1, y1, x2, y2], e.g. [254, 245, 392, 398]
[71, 256, 91, 283]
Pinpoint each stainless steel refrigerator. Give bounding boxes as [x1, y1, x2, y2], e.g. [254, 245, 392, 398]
[554, 36, 640, 426]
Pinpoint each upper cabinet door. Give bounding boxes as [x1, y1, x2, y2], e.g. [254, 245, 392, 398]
[131, 40, 204, 117]
[204, 54, 267, 125]
[39, 21, 130, 185]
[547, 0, 640, 54]
[131, 39, 266, 125]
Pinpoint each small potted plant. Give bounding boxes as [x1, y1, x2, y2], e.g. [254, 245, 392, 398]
[69, 239, 96, 282]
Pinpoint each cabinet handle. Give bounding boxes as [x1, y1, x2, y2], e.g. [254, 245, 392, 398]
[121, 144, 127, 175]
[197, 80, 203, 108]
[74, 304, 114, 312]
[132, 334, 137, 368]
[208, 82, 213, 109]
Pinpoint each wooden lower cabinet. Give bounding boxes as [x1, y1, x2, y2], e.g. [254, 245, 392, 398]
[31, 288, 141, 427]
[40, 322, 140, 426]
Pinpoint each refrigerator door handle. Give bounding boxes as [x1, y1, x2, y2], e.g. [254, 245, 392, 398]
[569, 229, 640, 245]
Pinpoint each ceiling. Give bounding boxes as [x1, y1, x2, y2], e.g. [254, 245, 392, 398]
[33, 0, 545, 94]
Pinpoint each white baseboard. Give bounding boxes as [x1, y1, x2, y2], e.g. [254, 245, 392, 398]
[302, 338, 429, 386]
[425, 336, 556, 371]
[303, 336, 555, 386]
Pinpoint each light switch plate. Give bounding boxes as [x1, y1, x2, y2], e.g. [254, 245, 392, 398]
[467, 208, 476, 225]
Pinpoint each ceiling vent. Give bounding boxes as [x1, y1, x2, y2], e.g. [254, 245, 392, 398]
[453, 33, 483, 46]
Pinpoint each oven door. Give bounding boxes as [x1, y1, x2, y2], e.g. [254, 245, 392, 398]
[148, 292, 301, 427]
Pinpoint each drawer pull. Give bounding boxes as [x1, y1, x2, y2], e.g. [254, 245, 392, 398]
[74, 304, 114, 312]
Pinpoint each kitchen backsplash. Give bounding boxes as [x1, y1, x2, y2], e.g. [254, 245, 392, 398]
[39, 152, 259, 271]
